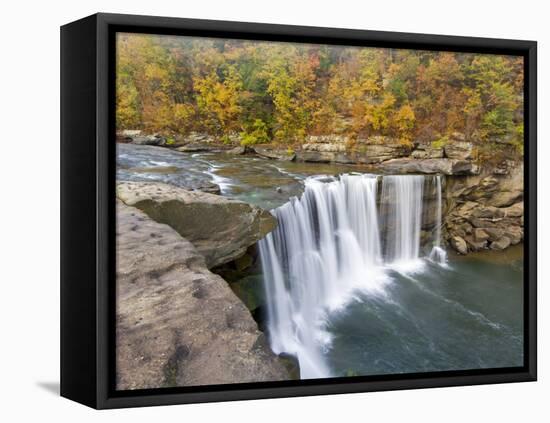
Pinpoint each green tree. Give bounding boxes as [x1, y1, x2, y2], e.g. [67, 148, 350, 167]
[194, 66, 243, 137]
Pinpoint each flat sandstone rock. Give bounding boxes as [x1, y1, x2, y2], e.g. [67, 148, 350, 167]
[116, 201, 289, 390]
[117, 181, 277, 268]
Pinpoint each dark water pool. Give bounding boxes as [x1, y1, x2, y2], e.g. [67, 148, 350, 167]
[326, 250, 523, 376]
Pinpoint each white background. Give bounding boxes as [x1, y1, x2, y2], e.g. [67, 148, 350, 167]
[0, 0, 546, 421]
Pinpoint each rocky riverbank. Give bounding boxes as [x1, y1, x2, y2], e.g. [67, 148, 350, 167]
[444, 163, 523, 254]
[116, 187, 290, 389]
[118, 130, 481, 176]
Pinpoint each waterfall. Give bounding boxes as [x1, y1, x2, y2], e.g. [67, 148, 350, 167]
[429, 175, 447, 265]
[259, 173, 445, 379]
[380, 175, 425, 271]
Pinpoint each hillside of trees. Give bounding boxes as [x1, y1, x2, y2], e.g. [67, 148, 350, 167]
[116, 33, 524, 157]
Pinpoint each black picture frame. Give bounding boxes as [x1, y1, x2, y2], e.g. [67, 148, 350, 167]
[60, 12, 537, 409]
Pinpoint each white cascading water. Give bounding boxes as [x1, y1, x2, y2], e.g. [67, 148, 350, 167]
[380, 175, 425, 271]
[429, 175, 448, 265]
[259, 173, 445, 379]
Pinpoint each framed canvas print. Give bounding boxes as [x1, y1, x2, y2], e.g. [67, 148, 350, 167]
[60, 13, 537, 409]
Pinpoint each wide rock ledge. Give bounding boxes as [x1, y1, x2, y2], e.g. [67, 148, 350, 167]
[116, 201, 289, 389]
[377, 158, 479, 175]
[117, 181, 277, 268]
[254, 145, 296, 161]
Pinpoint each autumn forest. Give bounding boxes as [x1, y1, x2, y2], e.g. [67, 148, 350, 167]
[116, 33, 524, 157]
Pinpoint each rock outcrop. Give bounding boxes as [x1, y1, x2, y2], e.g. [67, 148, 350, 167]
[170, 132, 242, 149]
[377, 158, 479, 175]
[444, 141, 474, 160]
[227, 145, 256, 155]
[120, 131, 167, 146]
[444, 163, 524, 254]
[175, 143, 214, 153]
[116, 201, 289, 390]
[411, 143, 444, 159]
[131, 135, 167, 146]
[296, 135, 481, 178]
[117, 181, 277, 268]
[297, 135, 412, 164]
[254, 146, 296, 161]
[291, 135, 481, 170]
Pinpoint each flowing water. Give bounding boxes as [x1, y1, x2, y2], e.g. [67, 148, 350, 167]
[117, 143, 369, 209]
[259, 174, 523, 379]
[117, 144, 524, 379]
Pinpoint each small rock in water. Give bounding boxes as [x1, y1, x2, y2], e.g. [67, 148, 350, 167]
[275, 187, 283, 193]
[490, 236, 511, 251]
[450, 236, 468, 254]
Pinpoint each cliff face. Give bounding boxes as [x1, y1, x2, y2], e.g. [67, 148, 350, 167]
[444, 162, 523, 254]
[116, 200, 289, 390]
[295, 134, 480, 175]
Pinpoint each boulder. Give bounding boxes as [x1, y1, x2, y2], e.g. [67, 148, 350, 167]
[355, 144, 412, 163]
[473, 228, 490, 242]
[227, 146, 246, 155]
[490, 236, 511, 250]
[455, 201, 479, 215]
[448, 221, 473, 238]
[378, 158, 479, 175]
[195, 181, 222, 195]
[305, 134, 350, 144]
[489, 190, 523, 208]
[176, 143, 214, 153]
[116, 202, 289, 389]
[484, 227, 505, 241]
[300, 136, 348, 163]
[302, 142, 346, 153]
[487, 165, 523, 207]
[411, 144, 444, 159]
[468, 217, 496, 228]
[465, 235, 487, 251]
[480, 176, 500, 192]
[504, 226, 523, 245]
[444, 141, 474, 160]
[296, 150, 354, 164]
[116, 136, 132, 144]
[471, 206, 505, 219]
[226, 145, 255, 155]
[503, 202, 524, 217]
[450, 236, 468, 254]
[492, 160, 518, 175]
[132, 134, 166, 146]
[254, 146, 296, 161]
[117, 181, 277, 268]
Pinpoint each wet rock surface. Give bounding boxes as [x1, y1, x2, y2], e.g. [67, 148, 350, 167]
[376, 158, 479, 175]
[254, 145, 297, 161]
[117, 181, 277, 268]
[444, 163, 523, 254]
[116, 201, 289, 390]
